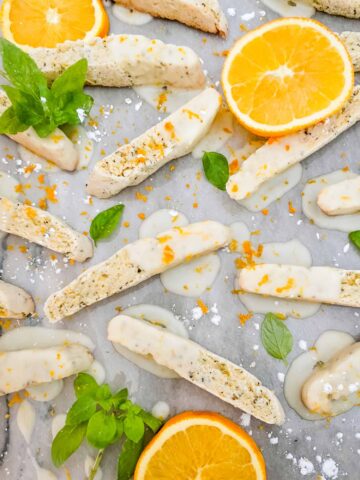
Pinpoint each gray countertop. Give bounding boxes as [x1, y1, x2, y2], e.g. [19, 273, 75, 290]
[0, 1, 359, 479]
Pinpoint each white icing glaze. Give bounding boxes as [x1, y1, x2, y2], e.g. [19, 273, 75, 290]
[151, 401, 170, 420]
[134, 85, 203, 113]
[51, 414, 66, 439]
[65, 125, 94, 170]
[239, 164, 302, 212]
[112, 304, 188, 378]
[302, 170, 360, 232]
[85, 360, 106, 384]
[238, 240, 321, 318]
[17, 400, 36, 443]
[192, 109, 234, 159]
[17, 145, 60, 172]
[261, 0, 315, 17]
[112, 4, 153, 25]
[228, 222, 251, 252]
[160, 253, 221, 297]
[26, 380, 64, 402]
[0, 326, 95, 351]
[139, 209, 189, 238]
[284, 330, 355, 420]
[0, 327, 94, 401]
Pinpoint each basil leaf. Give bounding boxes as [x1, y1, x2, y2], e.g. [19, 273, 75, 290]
[261, 313, 293, 361]
[87, 411, 117, 449]
[90, 204, 125, 245]
[113, 388, 129, 407]
[74, 373, 99, 398]
[66, 396, 97, 426]
[51, 59, 88, 96]
[96, 384, 112, 400]
[0, 39, 93, 137]
[117, 438, 144, 480]
[0, 106, 28, 134]
[0, 38, 47, 96]
[139, 411, 163, 433]
[51, 423, 87, 467]
[349, 230, 360, 250]
[124, 413, 145, 443]
[202, 151, 229, 191]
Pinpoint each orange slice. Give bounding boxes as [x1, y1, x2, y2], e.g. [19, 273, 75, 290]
[222, 18, 354, 137]
[134, 411, 266, 479]
[1, 0, 109, 48]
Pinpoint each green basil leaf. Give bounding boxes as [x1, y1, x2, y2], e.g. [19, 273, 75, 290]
[51, 423, 87, 467]
[51, 59, 88, 96]
[0, 106, 28, 134]
[202, 151, 229, 191]
[74, 373, 99, 399]
[1, 85, 44, 125]
[261, 313, 293, 361]
[116, 418, 124, 439]
[139, 411, 163, 433]
[86, 411, 117, 449]
[117, 438, 144, 480]
[0, 38, 47, 96]
[53, 91, 94, 126]
[90, 204, 125, 245]
[113, 388, 129, 407]
[349, 230, 360, 251]
[96, 384, 112, 400]
[66, 396, 97, 426]
[33, 118, 57, 138]
[124, 413, 145, 443]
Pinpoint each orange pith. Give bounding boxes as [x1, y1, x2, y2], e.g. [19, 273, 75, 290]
[134, 411, 266, 480]
[1, 0, 109, 48]
[222, 18, 354, 137]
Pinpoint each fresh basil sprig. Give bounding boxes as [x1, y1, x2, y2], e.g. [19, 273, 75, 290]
[51, 373, 163, 480]
[90, 204, 125, 246]
[349, 230, 360, 251]
[0, 38, 93, 138]
[261, 313, 293, 362]
[202, 151, 229, 191]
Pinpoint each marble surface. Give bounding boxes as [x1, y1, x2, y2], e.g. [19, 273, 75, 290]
[0, 1, 360, 479]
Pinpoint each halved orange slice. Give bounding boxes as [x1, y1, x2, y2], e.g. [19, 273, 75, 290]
[134, 411, 266, 479]
[222, 18, 354, 137]
[1, 0, 109, 48]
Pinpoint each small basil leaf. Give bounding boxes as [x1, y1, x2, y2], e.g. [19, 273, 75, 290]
[1, 85, 44, 125]
[139, 411, 163, 433]
[117, 438, 144, 480]
[0, 38, 47, 96]
[349, 230, 360, 251]
[261, 313, 293, 361]
[202, 151, 229, 191]
[116, 418, 124, 439]
[66, 396, 97, 426]
[112, 388, 129, 407]
[90, 204, 125, 245]
[124, 413, 145, 443]
[96, 384, 112, 400]
[51, 423, 87, 467]
[53, 91, 94, 126]
[86, 411, 117, 449]
[0, 106, 28, 134]
[74, 373, 99, 399]
[51, 59, 88, 96]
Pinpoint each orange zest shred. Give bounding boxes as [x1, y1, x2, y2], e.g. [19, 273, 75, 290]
[197, 299, 209, 314]
[162, 245, 175, 264]
[238, 312, 253, 325]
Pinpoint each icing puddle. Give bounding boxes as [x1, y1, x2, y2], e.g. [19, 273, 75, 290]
[302, 169, 360, 232]
[112, 304, 188, 378]
[284, 330, 356, 420]
[237, 239, 321, 318]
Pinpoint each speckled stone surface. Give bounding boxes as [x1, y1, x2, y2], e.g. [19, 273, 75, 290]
[0, 1, 359, 479]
